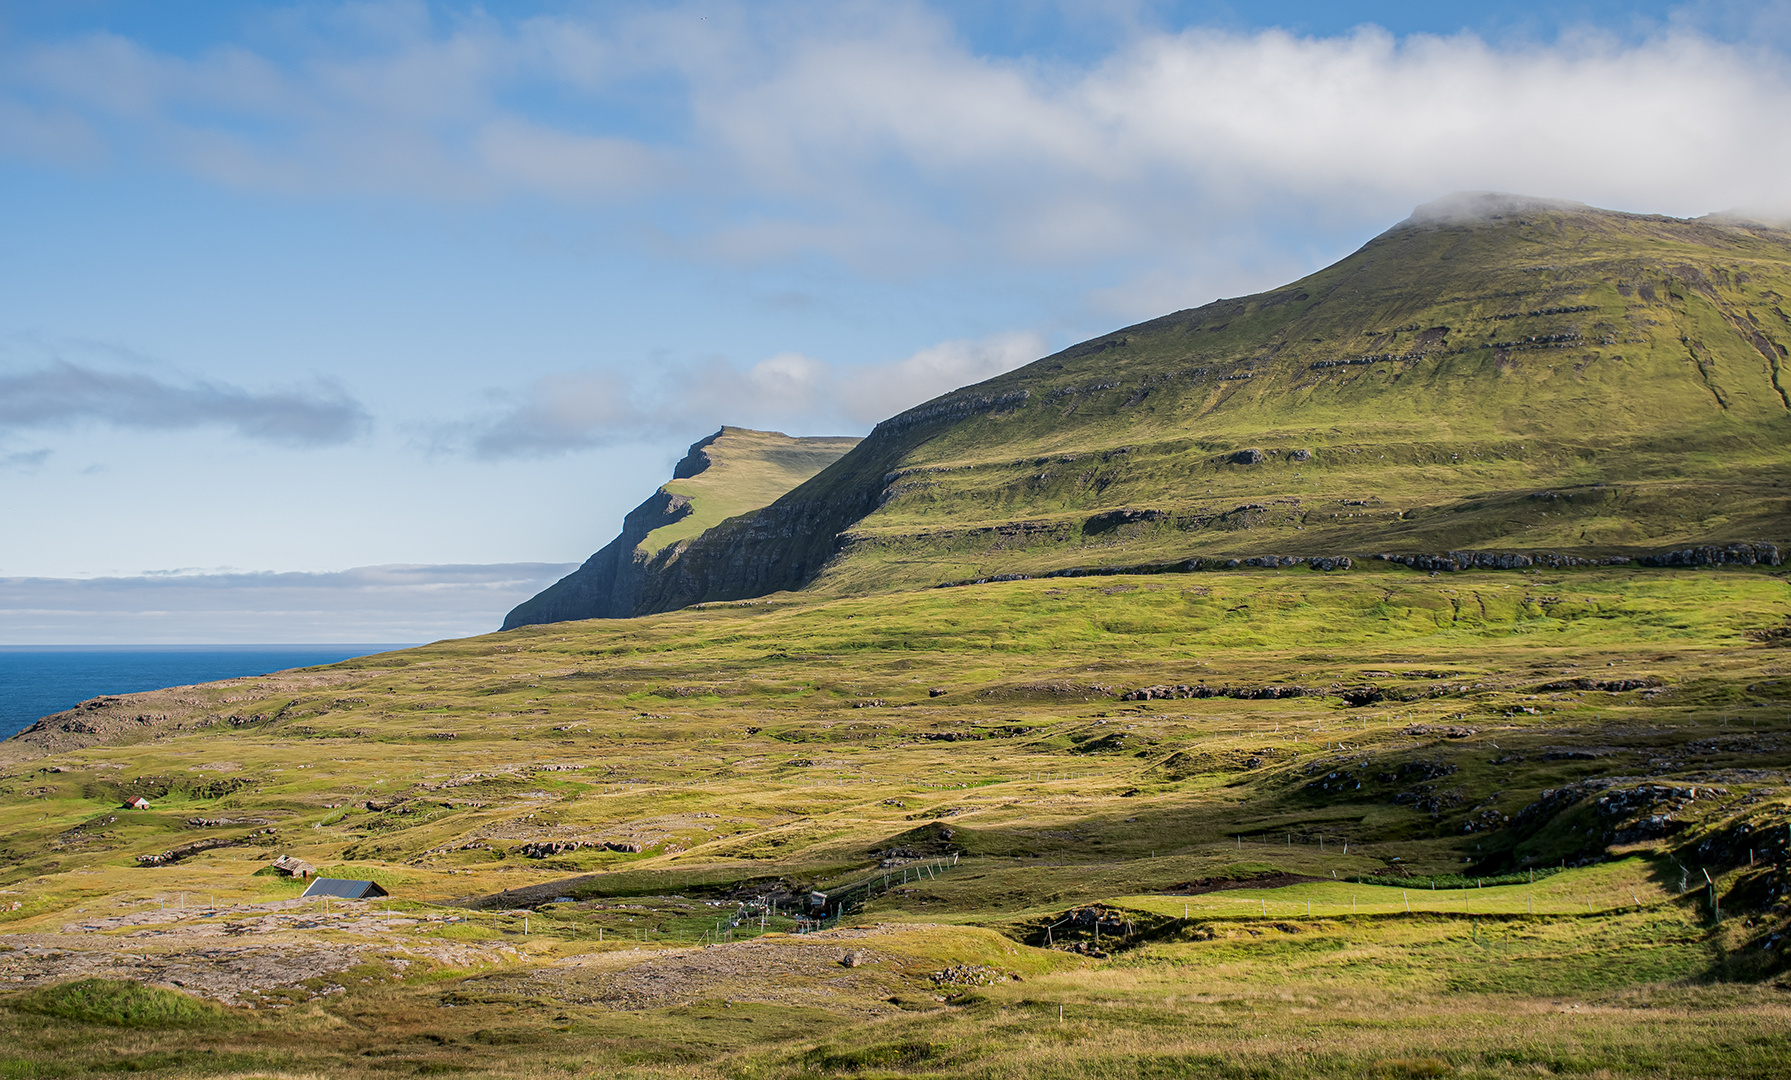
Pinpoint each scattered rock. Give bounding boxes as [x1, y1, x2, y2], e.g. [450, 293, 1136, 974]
[1542, 748, 1612, 761]
[136, 835, 253, 867]
[1121, 684, 1312, 702]
[1084, 508, 1168, 532]
[929, 964, 1010, 987]
[518, 841, 588, 859]
[1537, 677, 1663, 693]
[1402, 724, 1477, 739]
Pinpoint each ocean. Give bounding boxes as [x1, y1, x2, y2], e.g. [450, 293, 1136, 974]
[0, 645, 417, 741]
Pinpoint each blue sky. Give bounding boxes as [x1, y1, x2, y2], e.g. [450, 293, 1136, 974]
[1, 0, 1787, 641]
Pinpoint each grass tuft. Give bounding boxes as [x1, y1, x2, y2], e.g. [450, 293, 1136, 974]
[9, 978, 224, 1028]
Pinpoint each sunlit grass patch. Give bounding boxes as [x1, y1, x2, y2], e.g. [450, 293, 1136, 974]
[8, 977, 226, 1028]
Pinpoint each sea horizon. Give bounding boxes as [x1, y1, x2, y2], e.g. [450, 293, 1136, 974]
[0, 643, 421, 741]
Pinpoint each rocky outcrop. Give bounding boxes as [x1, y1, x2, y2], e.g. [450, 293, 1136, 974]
[932, 553, 1353, 589]
[1636, 543, 1783, 567]
[1084, 508, 1168, 532]
[501, 486, 697, 627]
[1535, 677, 1663, 692]
[1122, 684, 1313, 701]
[1376, 542, 1780, 573]
[502, 428, 858, 628]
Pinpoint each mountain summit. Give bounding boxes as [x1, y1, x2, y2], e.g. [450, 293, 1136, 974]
[510, 196, 1791, 625]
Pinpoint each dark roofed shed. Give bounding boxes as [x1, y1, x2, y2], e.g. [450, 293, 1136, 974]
[301, 877, 388, 899]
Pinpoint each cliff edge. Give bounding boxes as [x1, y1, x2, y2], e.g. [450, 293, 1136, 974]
[502, 427, 859, 628]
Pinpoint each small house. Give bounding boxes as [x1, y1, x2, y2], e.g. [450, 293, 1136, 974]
[122, 796, 151, 810]
[301, 877, 388, 899]
[268, 855, 315, 879]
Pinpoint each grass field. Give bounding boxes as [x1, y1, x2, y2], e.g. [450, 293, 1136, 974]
[0, 562, 1785, 1075]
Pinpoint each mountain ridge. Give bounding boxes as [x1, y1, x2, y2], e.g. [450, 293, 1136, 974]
[511, 195, 1791, 623]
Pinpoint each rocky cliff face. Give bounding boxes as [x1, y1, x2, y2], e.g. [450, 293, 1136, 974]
[617, 393, 1035, 615]
[502, 428, 858, 628]
[499, 486, 697, 628]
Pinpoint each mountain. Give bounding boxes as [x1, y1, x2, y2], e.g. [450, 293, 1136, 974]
[503, 426, 859, 628]
[512, 194, 1791, 624]
[7, 193, 1791, 1080]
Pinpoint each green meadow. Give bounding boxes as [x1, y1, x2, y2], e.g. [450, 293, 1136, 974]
[0, 562, 1784, 1076]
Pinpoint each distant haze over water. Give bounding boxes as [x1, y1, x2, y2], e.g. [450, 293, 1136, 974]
[0, 645, 415, 741]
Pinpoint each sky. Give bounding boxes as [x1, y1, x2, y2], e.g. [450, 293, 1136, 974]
[1, 0, 1788, 642]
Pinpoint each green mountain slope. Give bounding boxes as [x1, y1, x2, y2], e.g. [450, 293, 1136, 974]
[503, 427, 858, 628]
[618, 195, 1791, 615]
[6, 199, 1791, 1073]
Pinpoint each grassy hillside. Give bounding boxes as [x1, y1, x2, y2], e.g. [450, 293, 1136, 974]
[1, 561, 1787, 1076]
[646, 428, 861, 556]
[625, 197, 1790, 613]
[3, 196, 1788, 1077]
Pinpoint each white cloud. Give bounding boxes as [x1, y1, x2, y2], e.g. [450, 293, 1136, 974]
[834, 332, 1047, 423]
[0, 360, 371, 447]
[1075, 26, 1777, 214]
[462, 369, 637, 458]
[449, 329, 1046, 458]
[476, 119, 671, 197]
[4, 3, 1788, 268]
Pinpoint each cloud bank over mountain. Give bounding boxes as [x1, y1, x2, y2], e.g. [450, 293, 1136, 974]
[3, 3, 1787, 275]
